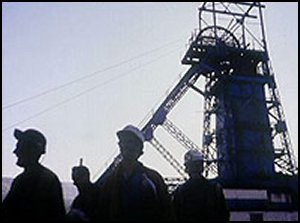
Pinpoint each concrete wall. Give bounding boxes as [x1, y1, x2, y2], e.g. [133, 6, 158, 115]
[230, 211, 298, 221]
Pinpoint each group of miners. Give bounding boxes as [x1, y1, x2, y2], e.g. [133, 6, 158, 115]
[2, 125, 230, 221]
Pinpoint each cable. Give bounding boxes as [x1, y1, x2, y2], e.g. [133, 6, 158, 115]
[2, 38, 185, 111]
[2, 46, 183, 133]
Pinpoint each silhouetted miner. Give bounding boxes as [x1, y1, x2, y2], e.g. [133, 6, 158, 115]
[66, 164, 99, 221]
[2, 128, 66, 221]
[173, 150, 230, 221]
[98, 125, 174, 221]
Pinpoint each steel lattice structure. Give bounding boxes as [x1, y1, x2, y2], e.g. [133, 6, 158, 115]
[96, 2, 298, 190]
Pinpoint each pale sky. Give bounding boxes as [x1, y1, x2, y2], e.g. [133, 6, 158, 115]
[2, 2, 298, 182]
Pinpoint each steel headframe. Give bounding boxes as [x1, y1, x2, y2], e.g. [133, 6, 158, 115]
[197, 2, 298, 176]
[196, 2, 267, 52]
[96, 2, 297, 187]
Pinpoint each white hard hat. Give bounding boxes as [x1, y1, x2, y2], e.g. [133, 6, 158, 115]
[184, 149, 204, 165]
[117, 124, 145, 144]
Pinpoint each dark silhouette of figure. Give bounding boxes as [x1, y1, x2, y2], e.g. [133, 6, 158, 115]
[98, 125, 174, 221]
[66, 164, 99, 221]
[173, 149, 230, 221]
[2, 128, 66, 221]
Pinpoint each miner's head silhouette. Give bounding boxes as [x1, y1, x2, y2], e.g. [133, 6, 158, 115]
[13, 128, 46, 168]
[72, 165, 91, 188]
[117, 125, 145, 162]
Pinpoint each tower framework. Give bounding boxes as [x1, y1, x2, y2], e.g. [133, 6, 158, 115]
[97, 3, 298, 209]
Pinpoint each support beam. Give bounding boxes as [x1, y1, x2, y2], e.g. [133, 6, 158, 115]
[227, 2, 266, 8]
[199, 8, 257, 19]
[188, 83, 206, 96]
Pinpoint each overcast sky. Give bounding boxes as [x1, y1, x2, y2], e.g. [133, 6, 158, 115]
[2, 2, 298, 182]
